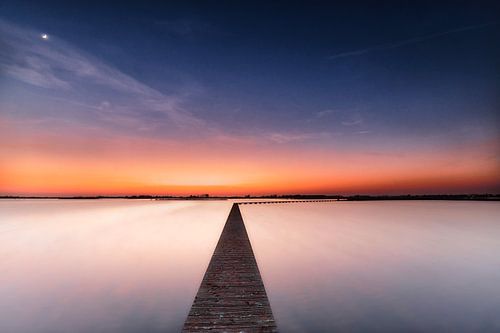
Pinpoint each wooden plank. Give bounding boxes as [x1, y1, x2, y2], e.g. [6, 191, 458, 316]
[183, 204, 277, 332]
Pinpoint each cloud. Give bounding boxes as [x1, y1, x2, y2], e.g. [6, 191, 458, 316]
[341, 116, 363, 126]
[3, 62, 71, 89]
[266, 131, 331, 144]
[0, 19, 338, 147]
[315, 109, 337, 118]
[328, 22, 498, 61]
[0, 19, 203, 130]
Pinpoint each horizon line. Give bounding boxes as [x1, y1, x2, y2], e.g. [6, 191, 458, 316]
[1, 193, 499, 199]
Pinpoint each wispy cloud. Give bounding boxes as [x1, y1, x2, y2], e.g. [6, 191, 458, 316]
[309, 108, 365, 127]
[266, 131, 331, 144]
[328, 22, 497, 60]
[315, 109, 337, 118]
[0, 19, 204, 130]
[341, 115, 363, 126]
[0, 19, 342, 147]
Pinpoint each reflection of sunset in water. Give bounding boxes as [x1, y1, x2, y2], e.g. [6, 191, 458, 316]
[242, 201, 500, 332]
[0, 199, 231, 332]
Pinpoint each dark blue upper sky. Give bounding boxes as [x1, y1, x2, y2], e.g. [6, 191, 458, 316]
[0, 1, 499, 194]
[3, 1, 498, 134]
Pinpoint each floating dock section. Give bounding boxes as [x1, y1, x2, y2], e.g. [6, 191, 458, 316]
[183, 203, 277, 332]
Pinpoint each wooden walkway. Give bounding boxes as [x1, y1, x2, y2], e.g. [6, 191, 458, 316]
[183, 204, 277, 332]
[237, 199, 338, 205]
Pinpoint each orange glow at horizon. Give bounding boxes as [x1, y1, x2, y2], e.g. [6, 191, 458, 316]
[2, 141, 499, 197]
[1, 117, 499, 196]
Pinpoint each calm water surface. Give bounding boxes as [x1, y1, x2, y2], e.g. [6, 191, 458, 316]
[0, 199, 232, 332]
[2, 200, 499, 332]
[241, 201, 500, 332]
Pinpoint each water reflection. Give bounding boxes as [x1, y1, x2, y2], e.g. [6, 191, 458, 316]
[0, 199, 231, 333]
[242, 201, 500, 332]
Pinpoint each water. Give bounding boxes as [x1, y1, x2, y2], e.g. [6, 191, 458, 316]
[0, 199, 232, 332]
[2, 200, 499, 332]
[241, 201, 500, 332]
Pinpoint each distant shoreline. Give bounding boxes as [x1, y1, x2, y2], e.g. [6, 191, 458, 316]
[1, 194, 499, 201]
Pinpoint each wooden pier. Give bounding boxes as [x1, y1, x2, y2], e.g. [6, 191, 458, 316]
[237, 199, 338, 205]
[183, 204, 277, 332]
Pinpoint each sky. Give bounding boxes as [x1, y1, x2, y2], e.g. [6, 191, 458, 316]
[0, 1, 499, 196]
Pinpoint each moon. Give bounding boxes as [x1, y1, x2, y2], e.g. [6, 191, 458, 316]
[41, 33, 48, 40]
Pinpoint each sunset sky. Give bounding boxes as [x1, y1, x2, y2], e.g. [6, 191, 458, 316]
[1, 1, 499, 196]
